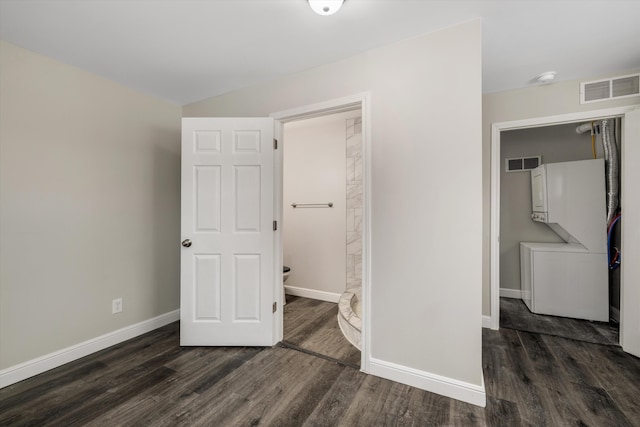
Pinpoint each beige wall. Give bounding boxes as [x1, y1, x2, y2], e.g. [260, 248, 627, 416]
[283, 112, 352, 296]
[186, 20, 483, 387]
[482, 69, 640, 315]
[0, 41, 182, 369]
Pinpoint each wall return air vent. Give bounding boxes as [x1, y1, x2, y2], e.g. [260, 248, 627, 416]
[505, 156, 541, 173]
[580, 73, 640, 104]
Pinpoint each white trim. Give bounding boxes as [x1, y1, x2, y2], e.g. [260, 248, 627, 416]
[271, 92, 372, 374]
[284, 285, 341, 303]
[271, 93, 367, 122]
[489, 122, 501, 331]
[500, 288, 523, 299]
[360, 92, 372, 374]
[492, 107, 630, 131]
[489, 105, 635, 332]
[273, 120, 285, 345]
[620, 108, 640, 357]
[0, 310, 179, 389]
[482, 315, 493, 329]
[369, 358, 486, 407]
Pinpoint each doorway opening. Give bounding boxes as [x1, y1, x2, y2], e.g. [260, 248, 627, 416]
[498, 120, 621, 346]
[272, 93, 371, 372]
[489, 106, 632, 348]
[280, 110, 362, 367]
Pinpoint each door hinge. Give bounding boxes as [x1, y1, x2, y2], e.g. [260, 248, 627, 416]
[272, 302, 277, 313]
[273, 138, 278, 150]
[273, 220, 278, 231]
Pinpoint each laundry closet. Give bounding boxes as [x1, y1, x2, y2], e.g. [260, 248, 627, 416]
[499, 119, 622, 324]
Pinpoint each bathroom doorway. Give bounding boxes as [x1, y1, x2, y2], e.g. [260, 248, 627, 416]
[272, 94, 370, 370]
[280, 110, 362, 367]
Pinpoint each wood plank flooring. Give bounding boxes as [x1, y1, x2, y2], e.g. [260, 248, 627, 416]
[500, 297, 619, 346]
[1, 297, 639, 426]
[282, 295, 360, 368]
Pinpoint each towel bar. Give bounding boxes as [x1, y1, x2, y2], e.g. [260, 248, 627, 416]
[291, 202, 333, 208]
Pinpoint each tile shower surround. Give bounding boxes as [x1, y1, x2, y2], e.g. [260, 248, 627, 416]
[346, 117, 363, 292]
[339, 116, 363, 350]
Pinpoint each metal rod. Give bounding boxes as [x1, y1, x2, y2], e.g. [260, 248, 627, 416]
[291, 202, 333, 208]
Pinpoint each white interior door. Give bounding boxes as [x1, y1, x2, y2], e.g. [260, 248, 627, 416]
[621, 109, 640, 358]
[180, 117, 276, 346]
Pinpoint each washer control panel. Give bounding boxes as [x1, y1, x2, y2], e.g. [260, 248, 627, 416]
[531, 212, 547, 222]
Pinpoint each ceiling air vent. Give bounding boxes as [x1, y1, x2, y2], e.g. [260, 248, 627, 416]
[581, 73, 640, 104]
[506, 156, 541, 173]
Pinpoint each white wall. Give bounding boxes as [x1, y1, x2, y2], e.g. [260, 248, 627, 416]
[500, 124, 594, 292]
[0, 41, 182, 370]
[283, 112, 353, 297]
[482, 69, 640, 315]
[184, 20, 484, 398]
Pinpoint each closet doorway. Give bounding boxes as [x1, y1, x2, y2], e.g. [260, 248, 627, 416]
[489, 106, 640, 358]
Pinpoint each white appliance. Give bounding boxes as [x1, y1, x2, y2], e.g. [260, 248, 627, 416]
[520, 159, 609, 321]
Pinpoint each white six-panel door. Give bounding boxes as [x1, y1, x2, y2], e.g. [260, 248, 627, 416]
[180, 117, 275, 346]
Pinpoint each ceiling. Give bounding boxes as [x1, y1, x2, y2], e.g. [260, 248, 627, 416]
[1, 0, 639, 106]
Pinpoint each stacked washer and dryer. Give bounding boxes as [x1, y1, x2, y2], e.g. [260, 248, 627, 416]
[520, 158, 609, 322]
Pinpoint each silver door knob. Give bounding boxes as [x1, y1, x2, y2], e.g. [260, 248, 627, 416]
[181, 239, 192, 248]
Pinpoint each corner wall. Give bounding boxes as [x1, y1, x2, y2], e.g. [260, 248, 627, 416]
[0, 41, 182, 371]
[185, 19, 484, 401]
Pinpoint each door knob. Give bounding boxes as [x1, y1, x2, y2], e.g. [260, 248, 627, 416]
[181, 239, 192, 248]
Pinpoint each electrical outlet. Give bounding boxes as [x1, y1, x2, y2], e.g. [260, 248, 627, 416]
[112, 298, 123, 314]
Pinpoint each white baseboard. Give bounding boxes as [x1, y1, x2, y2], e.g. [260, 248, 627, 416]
[0, 310, 179, 389]
[369, 357, 486, 407]
[500, 288, 523, 299]
[284, 285, 341, 303]
[482, 315, 493, 329]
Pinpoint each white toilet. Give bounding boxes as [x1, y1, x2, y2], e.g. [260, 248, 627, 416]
[282, 266, 291, 305]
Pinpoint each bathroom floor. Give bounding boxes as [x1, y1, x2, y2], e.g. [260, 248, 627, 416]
[282, 296, 361, 368]
[500, 297, 619, 346]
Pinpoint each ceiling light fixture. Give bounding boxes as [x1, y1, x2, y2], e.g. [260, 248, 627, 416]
[536, 71, 557, 84]
[308, 0, 344, 16]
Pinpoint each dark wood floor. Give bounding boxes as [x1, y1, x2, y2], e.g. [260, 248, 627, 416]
[282, 295, 361, 368]
[1, 298, 639, 426]
[500, 297, 619, 346]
